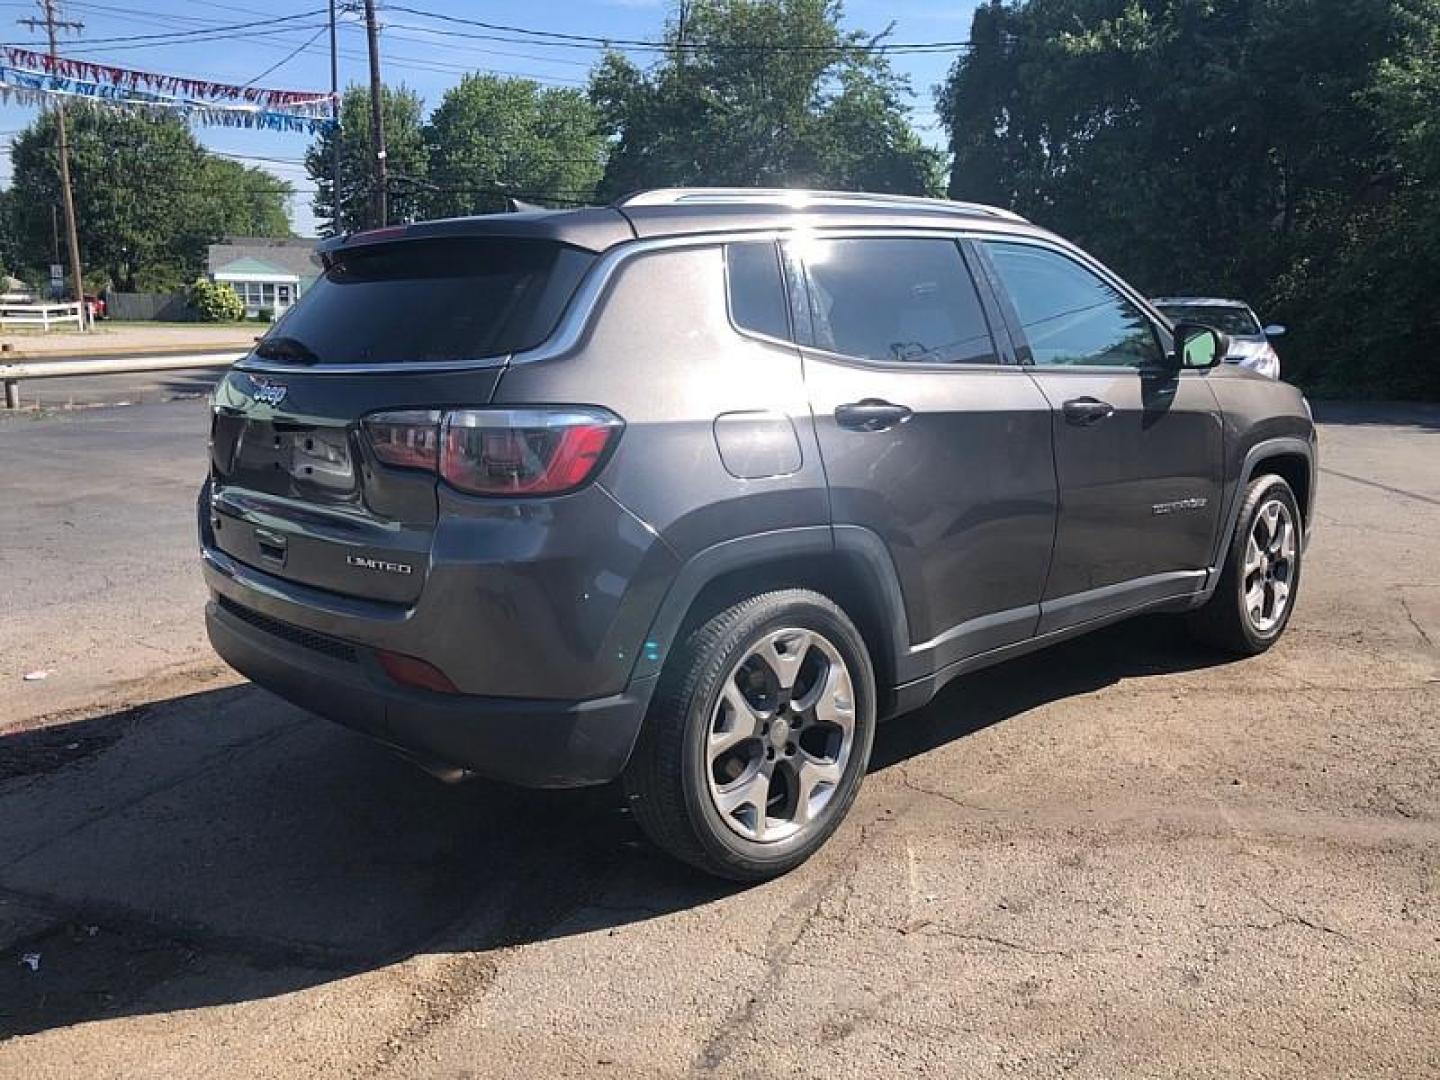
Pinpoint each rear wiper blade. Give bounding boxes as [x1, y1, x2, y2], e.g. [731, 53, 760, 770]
[253, 335, 321, 364]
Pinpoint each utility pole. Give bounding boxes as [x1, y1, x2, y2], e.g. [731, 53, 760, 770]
[328, 0, 341, 233]
[361, 0, 387, 228]
[20, 0, 87, 328]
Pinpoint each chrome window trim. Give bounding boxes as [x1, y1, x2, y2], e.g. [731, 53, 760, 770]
[236, 222, 1055, 377]
[237, 354, 513, 376]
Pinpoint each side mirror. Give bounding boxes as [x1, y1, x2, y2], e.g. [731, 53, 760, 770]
[1172, 322, 1228, 370]
[1263, 323, 1286, 337]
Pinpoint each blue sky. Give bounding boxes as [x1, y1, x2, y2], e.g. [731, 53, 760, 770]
[0, 0, 978, 235]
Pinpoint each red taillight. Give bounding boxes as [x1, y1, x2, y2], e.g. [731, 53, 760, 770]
[363, 407, 622, 497]
[441, 409, 622, 496]
[376, 649, 458, 694]
[362, 410, 441, 470]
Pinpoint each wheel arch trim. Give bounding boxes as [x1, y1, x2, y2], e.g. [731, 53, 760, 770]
[628, 524, 914, 695]
[1211, 436, 1315, 574]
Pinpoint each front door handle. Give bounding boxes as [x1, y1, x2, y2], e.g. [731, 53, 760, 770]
[835, 399, 913, 432]
[1062, 397, 1115, 426]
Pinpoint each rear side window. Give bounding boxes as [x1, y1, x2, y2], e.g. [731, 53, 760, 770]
[254, 238, 594, 365]
[794, 238, 997, 365]
[725, 242, 790, 341]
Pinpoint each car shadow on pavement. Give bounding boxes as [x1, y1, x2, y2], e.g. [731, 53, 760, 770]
[0, 615, 1227, 1040]
[870, 613, 1230, 771]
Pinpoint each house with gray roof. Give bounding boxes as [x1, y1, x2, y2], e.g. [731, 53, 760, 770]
[207, 237, 322, 319]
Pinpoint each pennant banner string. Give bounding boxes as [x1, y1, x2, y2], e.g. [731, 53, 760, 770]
[1, 47, 332, 112]
[0, 64, 335, 134]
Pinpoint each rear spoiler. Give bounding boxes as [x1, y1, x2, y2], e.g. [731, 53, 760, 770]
[317, 208, 635, 267]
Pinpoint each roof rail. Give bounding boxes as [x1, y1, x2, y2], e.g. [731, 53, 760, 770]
[615, 187, 1028, 223]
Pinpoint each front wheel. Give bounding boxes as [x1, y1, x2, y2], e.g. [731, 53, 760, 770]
[1189, 474, 1303, 654]
[623, 589, 877, 881]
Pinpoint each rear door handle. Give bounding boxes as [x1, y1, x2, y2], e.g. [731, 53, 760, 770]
[1062, 397, 1115, 425]
[835, 399, 913, 432]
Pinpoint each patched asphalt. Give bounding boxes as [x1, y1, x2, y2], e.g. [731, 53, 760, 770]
[0, 401, 1436, 1078]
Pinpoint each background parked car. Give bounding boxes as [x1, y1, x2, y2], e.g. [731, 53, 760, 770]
[1152, 297, 1284, 379]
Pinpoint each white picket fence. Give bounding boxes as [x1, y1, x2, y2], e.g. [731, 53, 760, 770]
[0, 302, 85, 332]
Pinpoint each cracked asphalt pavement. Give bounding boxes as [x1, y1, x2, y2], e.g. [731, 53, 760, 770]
[0, 400, 1436, 1079]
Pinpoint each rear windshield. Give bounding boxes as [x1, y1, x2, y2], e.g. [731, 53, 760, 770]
[253, 238, 594, 365]
[1155, 304, 1261, 337]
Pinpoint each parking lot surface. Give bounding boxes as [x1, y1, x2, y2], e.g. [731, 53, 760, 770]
[0, 401, 1436, 1078]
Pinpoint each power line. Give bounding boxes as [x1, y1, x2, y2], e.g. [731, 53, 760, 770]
[17, 19, 333, 52]
[384, 4, 976, 55]
[0, 144, 311, 164]
[67, 0, 596, 69]
[1, 7, 327, 48]
[240, 23, 328, 87]
[47, 28, 587, 88]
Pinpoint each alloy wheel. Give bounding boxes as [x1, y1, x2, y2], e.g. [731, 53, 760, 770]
[1243, 498, 1297, 633]
[705, 627, 856, 843]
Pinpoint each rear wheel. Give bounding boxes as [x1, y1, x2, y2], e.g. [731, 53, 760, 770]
[623, 589, 876, 881]
[1189, 474, 1303, 654]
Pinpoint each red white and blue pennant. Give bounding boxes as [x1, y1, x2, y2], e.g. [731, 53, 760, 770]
[0, 47, 334, 133]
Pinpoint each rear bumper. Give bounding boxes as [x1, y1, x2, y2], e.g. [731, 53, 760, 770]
[205, 597, 654, 788]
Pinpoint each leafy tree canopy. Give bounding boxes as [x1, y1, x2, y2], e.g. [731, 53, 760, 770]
[6, 109, 292, 292]
[424, 74, 606, 216]
[305, 84, 428, 235]
[939, 0, 1440, 398]
[590, 0, 942, 198]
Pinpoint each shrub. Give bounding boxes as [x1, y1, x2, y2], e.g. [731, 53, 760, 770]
[256, 307, 274, 323]
[189, 278, 244, 322]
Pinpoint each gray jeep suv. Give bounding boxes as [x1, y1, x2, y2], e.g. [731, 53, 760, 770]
[201, 188, 1316, 880]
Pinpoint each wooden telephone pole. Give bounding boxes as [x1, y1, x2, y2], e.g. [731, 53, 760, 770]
[362, 0, 387, 228]
[328, 0, 341, 233]
[19, 0, 87, 328]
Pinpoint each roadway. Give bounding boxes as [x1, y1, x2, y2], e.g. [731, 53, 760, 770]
[0, 399, 1436, 1078]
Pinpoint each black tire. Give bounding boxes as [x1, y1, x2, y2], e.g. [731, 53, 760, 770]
[1189, 473, 1303, 655]
[623, 589, 877, 881]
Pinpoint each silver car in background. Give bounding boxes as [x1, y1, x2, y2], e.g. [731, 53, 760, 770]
[1153, 297, 1285, 379]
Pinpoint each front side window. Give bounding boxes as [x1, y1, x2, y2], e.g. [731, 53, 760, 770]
[794, 237, 998, 365]
[983, 242, 1162, 368]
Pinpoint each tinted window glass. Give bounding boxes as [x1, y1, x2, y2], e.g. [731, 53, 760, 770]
[1155, 304, 1261, 337]
[726, 242, 790, 340]
[984, 242, 1161, 368]
[254, 238, 594, 365]
[797, 238, 997, 365]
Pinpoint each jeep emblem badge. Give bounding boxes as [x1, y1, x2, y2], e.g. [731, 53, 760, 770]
[250, 378, 288, 407]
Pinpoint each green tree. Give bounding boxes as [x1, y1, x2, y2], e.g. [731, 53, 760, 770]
[422, 74, 606, 216]
[590, 0, 942, 198]
[6, 110, 292, 292]
[938, 0, 1439, 398]
[305, 84, 427, 234]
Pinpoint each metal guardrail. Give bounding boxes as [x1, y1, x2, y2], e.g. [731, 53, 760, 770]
[0, 302, 86, 332]
[1, 351, 243, 408]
